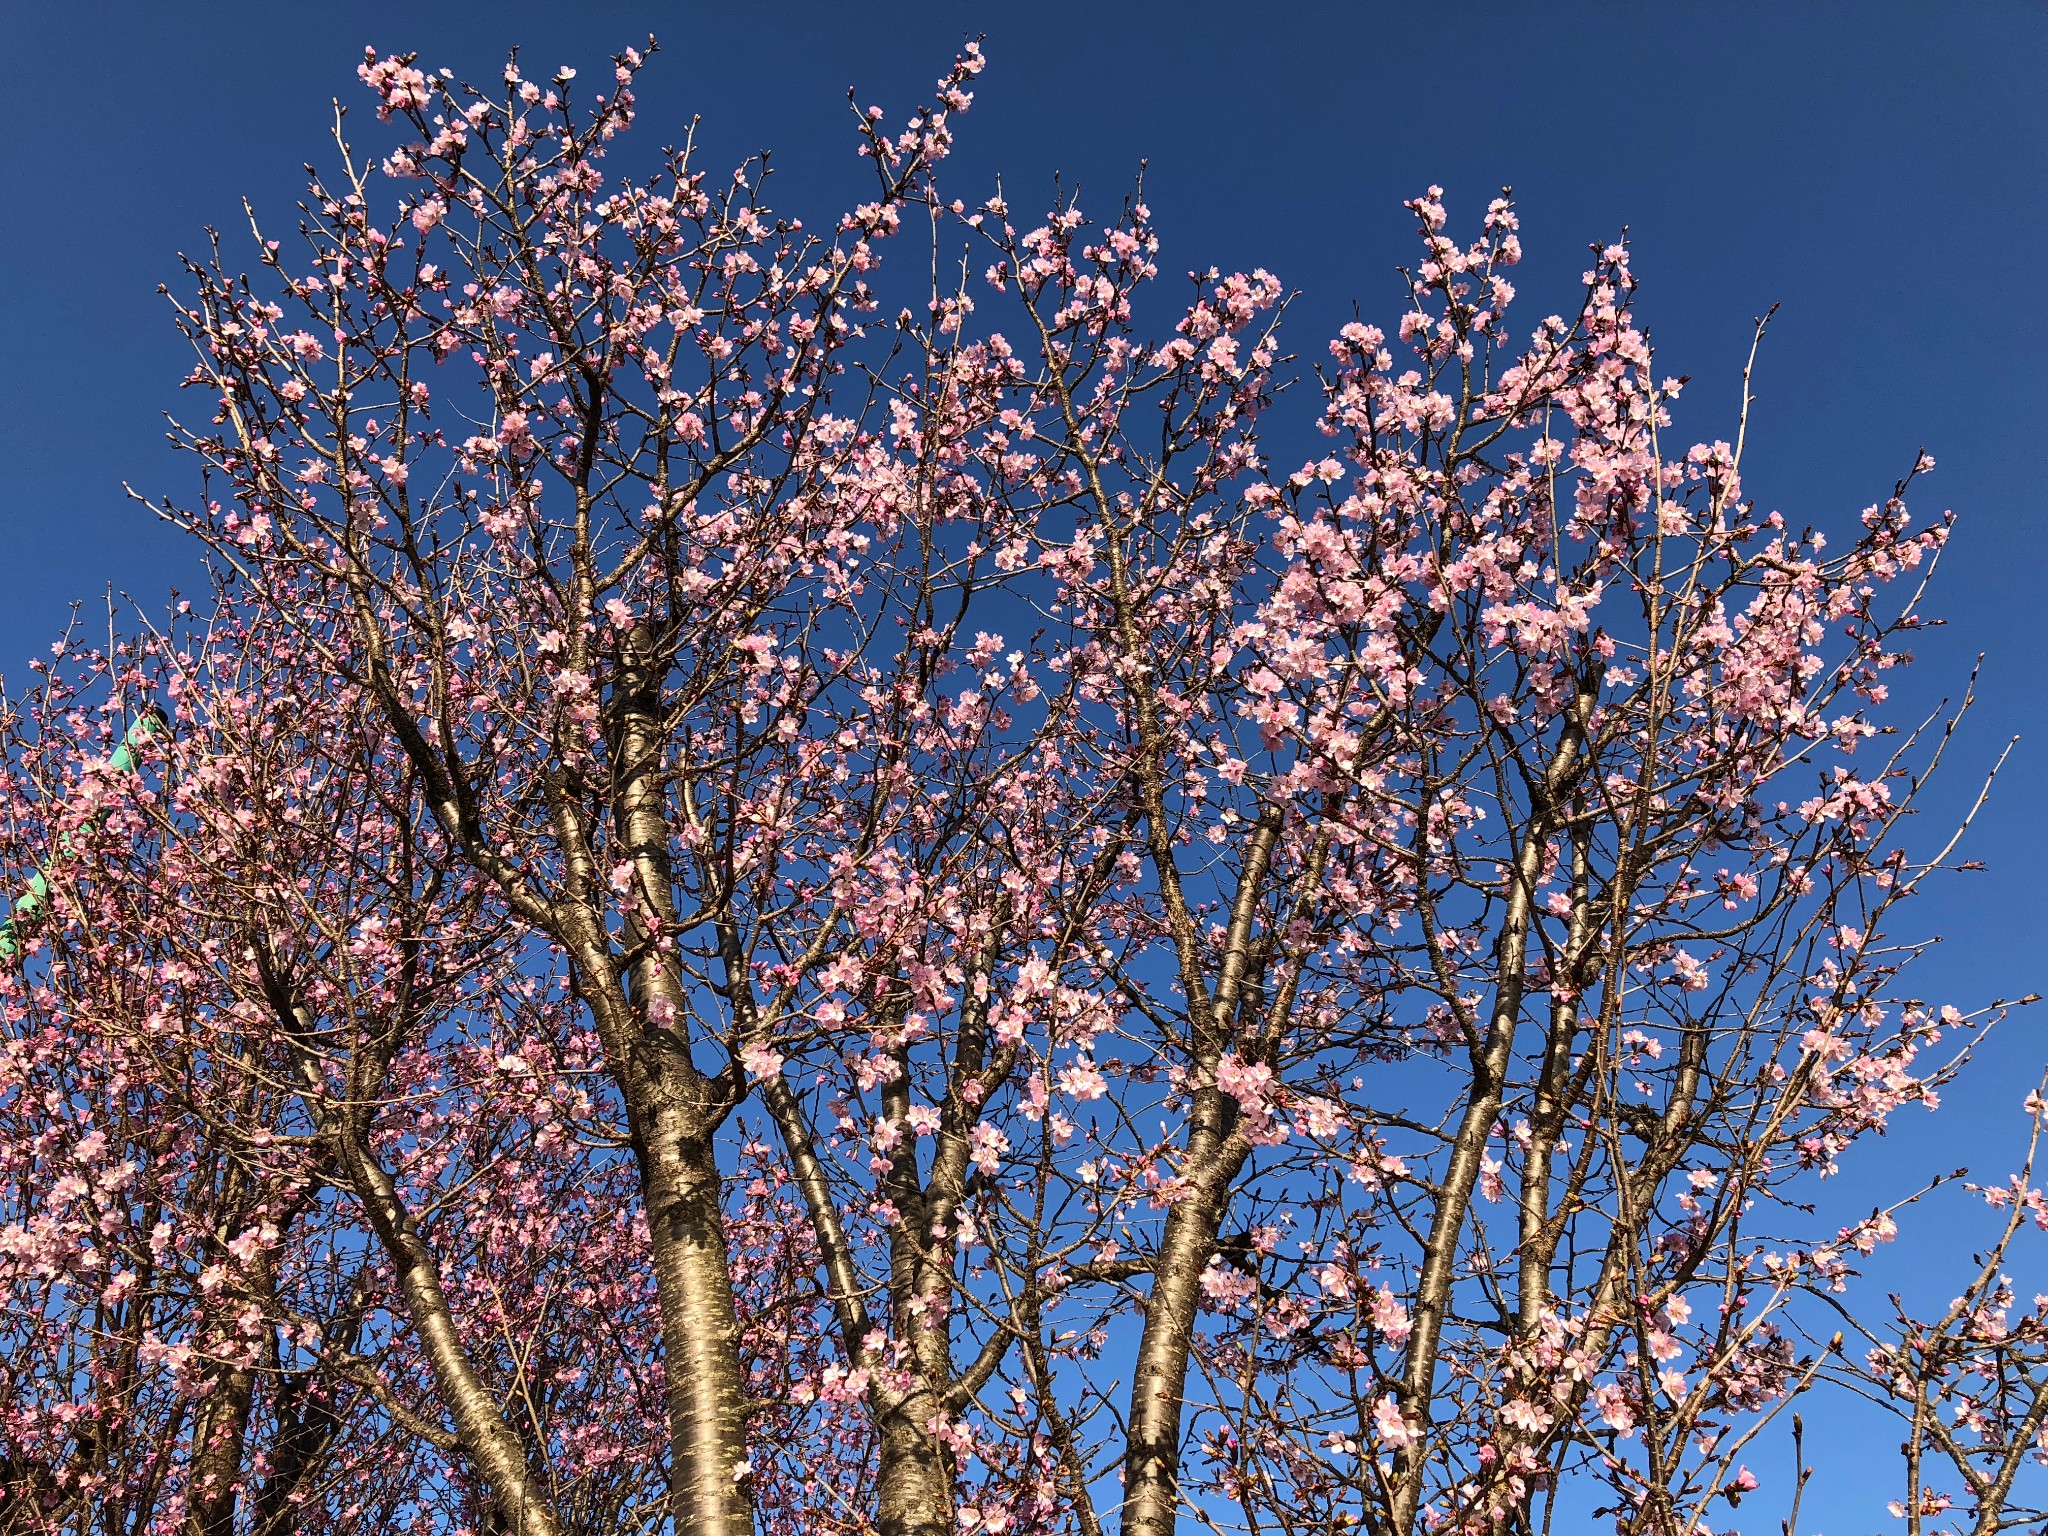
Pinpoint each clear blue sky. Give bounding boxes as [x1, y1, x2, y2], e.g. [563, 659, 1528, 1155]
[3, 1, 2043, 1525]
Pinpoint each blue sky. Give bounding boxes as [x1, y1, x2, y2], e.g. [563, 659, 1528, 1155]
[3, 0, 2044, 1526]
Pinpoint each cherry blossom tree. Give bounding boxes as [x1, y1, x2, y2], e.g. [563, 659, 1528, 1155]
[1832, 1081, 2048, 1536]
[0, 585, 850, 1535]
[0, 35, 2034, 1536]
[0, 592, 469, 1535]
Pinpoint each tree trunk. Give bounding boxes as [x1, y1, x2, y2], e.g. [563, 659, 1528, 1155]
[184, 1292, 262, 1536]
[873, 1387, 953, 1536]
[639, 1102, 757, 1536]
[604, 626, 758, 1536]
[1121, 1096, 1249, 1536]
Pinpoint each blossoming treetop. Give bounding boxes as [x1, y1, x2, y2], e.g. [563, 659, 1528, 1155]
[0, 38, 2038, 1536]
